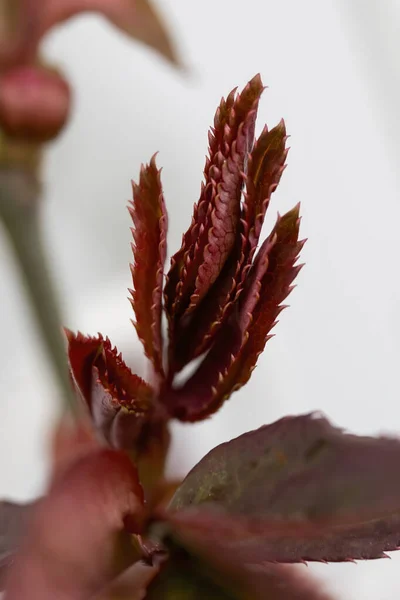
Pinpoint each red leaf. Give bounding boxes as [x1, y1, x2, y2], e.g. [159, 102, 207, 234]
[165, 107, 288, 376]
[66, 331, 169, 499]
[166, 413, 400, 562]
[129, 155, 167, 379]
[245, 119, 288, 253]
[162, 205, 302, 421]
[164, 75, 264, 340]
[163, 89, 236, 322]
[212, 204, 304, 396]
[4, 427, 145, 599]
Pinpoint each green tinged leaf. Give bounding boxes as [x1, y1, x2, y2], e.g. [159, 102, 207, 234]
[167, 413, 400, 562]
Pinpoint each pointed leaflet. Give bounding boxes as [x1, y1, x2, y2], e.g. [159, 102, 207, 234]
[163, 90, 235, 321]
[129, 155, 167, 379]
[164, 75, 264, 331]
[244, 119, 288, 254]
[66, 331, 169, 497]
[211, 204, 304, 399]
[4, 430, 145, 600]
[163, 205, 302, 421]
[167, 119, 288, 373]
[167, 413, 400, 562]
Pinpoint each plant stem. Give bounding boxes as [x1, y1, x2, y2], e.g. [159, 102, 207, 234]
[0, 166, 77, 415]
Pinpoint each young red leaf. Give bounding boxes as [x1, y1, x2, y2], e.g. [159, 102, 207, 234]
[162, 205, 302, 421]
[4, 428, 145, 600]
[211, 204, 304, 398]
[129, 155, 167, 379]
[165, 98, 288, 375]
[164, 75, 264, 334]
[163, 89, 236, 323]
[66, 330, 169, 498]
[244, 119, 288, 253]
[166, 413, 400, 562]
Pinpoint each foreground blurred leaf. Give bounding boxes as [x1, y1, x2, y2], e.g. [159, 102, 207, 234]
[4, 436, 145, 599]
[167, 413, 400, 561]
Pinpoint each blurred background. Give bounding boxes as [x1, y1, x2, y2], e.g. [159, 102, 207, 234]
[1, 0, 399, 598]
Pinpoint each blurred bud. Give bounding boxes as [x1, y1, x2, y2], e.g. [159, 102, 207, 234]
[0, 65, 71, 142]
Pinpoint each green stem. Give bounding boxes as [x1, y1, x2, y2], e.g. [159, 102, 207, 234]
[0, 167, 77, 415]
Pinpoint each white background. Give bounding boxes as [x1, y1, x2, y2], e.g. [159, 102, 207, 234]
[1, 1, 400, 598]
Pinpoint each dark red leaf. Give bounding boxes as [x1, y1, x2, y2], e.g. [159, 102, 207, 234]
[129, 155, 167, 379]
[165, 112, 288, 375]
[163, 89, 236, 323]
[162, 205, 302, 421]
[166, 413, 400, 562]
[244, 119, 288, 253]
[164, 75, 264, 341]
[66, 331, 169, 499]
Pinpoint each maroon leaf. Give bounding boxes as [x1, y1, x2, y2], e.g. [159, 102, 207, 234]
[163, 89, 236, 323]
[162, 205, 302, 421]
[164, 75, 264, 339]
[165, 107, 288, 375]
[129, 155, 167, 379]
[4, 426, 145, 600]
[66, 331, 169, 499]
[244, 119, 288, 254]
[66, 330, 154, 423]
[166, 413, 400, 562]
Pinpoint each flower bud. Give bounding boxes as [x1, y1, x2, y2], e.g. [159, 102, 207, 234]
[0, 65, 71, 142]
